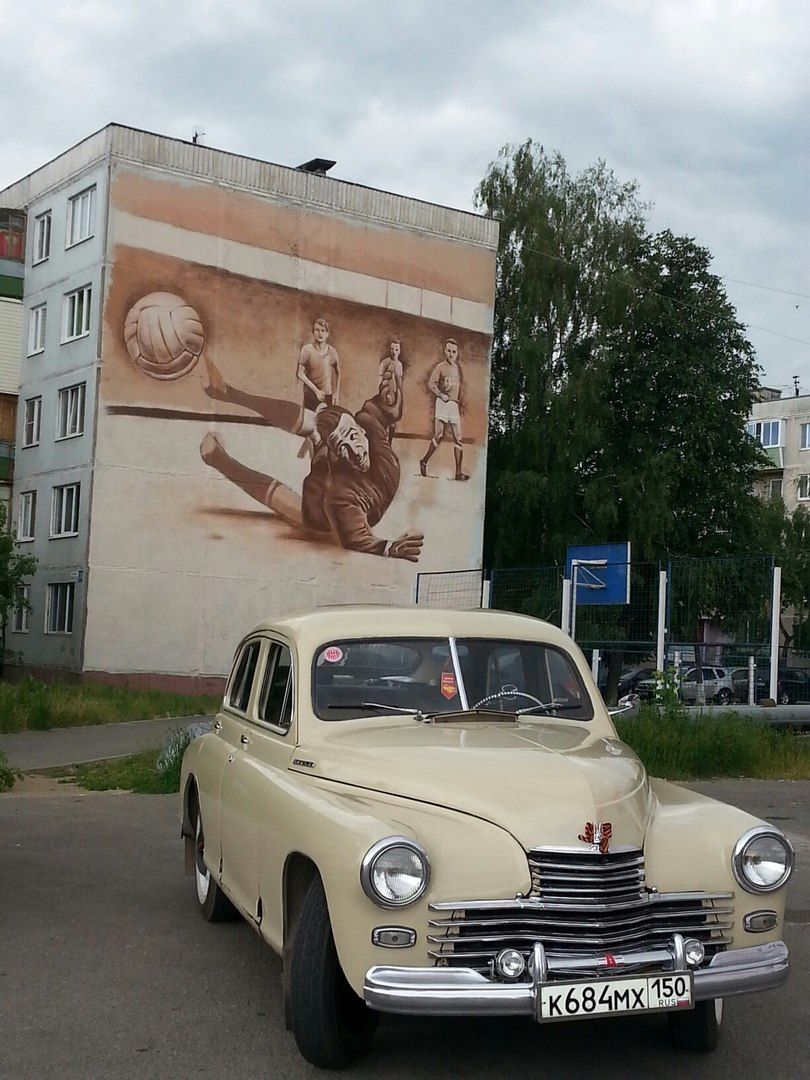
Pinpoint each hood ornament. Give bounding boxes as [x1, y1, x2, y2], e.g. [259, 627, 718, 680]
[579, 821, 612, 854]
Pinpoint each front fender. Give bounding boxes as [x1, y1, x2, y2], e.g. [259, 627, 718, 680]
[260, 777, 530, 996]
[645, 778, 790, 948]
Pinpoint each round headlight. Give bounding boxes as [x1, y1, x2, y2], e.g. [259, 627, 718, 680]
[361, 837, 430, 908]
[732, 827, 794, 893]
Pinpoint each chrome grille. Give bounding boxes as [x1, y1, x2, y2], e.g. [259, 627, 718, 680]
[429, 848, 733, 973]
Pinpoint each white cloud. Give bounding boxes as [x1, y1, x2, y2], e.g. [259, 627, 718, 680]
[1, 0, 807, 388]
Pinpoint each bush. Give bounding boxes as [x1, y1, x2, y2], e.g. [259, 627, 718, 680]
[615, 704, 810, 779]
[70, 727, 199, 794]
[0, 749, 17, 791]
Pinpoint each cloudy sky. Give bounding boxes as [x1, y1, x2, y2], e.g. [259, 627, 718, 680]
[2, 0, 807, 391]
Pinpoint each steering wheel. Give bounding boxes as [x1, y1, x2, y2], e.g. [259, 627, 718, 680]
[471, 690, 547, 710]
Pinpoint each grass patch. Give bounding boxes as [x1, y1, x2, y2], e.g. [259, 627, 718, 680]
[0, 749, 18, 791]
[615, 704, 810, 780]
[0, 677, 219, 734]
[59, 727, 194, 794]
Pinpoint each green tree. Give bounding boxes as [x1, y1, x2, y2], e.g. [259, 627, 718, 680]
[0, 503, 37, 674]
[476, 142, 764, 569]
[750, 498, 810, 652]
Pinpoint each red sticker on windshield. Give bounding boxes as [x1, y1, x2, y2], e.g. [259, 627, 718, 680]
[440, 671, 458, 700]
[323, 646, 343, 663]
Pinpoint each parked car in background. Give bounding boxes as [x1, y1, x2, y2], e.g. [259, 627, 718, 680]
[180, 607, 793, 1068]
[730, 666, 810, 705]
[635, 666, 736, 705]
[678, 667, 736, 705]
[730, 667, 768, 704]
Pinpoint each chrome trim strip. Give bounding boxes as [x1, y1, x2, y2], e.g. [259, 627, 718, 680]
[429, 891, 733, 912]
[364, 942, 790, 1016]
[448, 637, 469, 710]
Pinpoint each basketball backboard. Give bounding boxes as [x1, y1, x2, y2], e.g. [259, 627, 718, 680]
[565, 542, 631, 605]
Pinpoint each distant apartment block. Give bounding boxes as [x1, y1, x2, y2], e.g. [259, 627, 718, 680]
[747, 387, 810, 512]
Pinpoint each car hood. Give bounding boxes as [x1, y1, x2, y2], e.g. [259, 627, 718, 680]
[291, 719, 652, 850]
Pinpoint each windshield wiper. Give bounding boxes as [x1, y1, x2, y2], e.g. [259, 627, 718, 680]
[516, 702, 582, 715]
[325, 702, 426, 716]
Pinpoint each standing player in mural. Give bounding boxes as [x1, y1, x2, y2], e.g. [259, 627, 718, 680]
[379, 337, 404, 444]
[199, 356, 423, 562]
[296, 317, 341, 409]
[419, 338, 468, 481]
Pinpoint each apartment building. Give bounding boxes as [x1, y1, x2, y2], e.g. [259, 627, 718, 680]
[747, 388, 810, 511]
[0, 208, 24, 515]
[0, 124, 497, 687]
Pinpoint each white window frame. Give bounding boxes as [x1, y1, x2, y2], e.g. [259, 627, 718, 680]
[17, 491, 36, 542]
[33, 210, 52, 265]
[28, 303, 46, 355]
[12, 584, 30, 634]
[50, 483, 80, 538]
[66, 186, 96, 248]
[56, 383, 86, 441]
[62, 285, 91, 343]
[768, 478, 783, 500]
[22, 396, 42, 448]
[45, 582, 75, 635]
[746, 419, 781, 448]
[801, 423, 810, 452]
[799, 475, 810, 502]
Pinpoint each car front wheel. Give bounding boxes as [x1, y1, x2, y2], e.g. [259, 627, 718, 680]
[714, 688, 733, 705]
[289, 875, 379, 1068]
[669, 997, 723, 1052]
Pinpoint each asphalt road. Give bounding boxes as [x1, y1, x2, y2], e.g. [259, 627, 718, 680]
[1, 781, 807, 1080]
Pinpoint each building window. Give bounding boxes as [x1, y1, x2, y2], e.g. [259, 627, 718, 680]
[62, 285, 91, 342]
[17, 491, 36, 541]
[799, 475, 810, 502]
[28, 303, 46, 355]
[801, 423, 810, 451]
[46, 582, 75, 634]
[56, 383, 86, 440]
[12, 584, 30, 633]
[66, 186, 96, 247]
[33, 211, 52, 264]
[746, 419, 781, 448]
[769, 478, 783, 500]
[23, 397, 42, 447]
[51, 483, 80, 537]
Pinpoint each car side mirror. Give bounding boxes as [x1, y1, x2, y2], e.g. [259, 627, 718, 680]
[609, 693, 640, 718]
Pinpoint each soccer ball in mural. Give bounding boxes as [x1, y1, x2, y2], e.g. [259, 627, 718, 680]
[124, 292, 205, 380]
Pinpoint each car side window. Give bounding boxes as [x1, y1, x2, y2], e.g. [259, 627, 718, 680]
[228, 641, 261, 713]
[259, 643, 293, 731]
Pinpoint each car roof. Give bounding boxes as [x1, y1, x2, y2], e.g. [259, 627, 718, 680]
[242, 605, 575, 655]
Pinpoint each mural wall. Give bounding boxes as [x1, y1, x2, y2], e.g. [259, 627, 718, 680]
[84, 165, 495, 680]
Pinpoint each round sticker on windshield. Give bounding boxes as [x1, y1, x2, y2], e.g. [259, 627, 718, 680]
[323, 646, 343, 663]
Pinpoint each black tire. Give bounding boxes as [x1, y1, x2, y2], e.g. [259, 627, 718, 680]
[192, 800, 238, 922]
[714, 688, 733, 705]
[778, 689, 792, 705]
[669, 998, 723, 1052]
[289, 875, 379, 1068]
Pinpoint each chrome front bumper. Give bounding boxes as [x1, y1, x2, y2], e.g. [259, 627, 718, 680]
[364, 940, 789, 1017]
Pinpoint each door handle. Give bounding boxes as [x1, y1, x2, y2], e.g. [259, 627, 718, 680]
[240, 734, 251, 745]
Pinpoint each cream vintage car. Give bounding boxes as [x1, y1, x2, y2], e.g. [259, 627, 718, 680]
[179, 607, 793, 1068]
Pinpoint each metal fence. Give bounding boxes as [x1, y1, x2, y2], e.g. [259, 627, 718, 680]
[416, 555, 809, 704]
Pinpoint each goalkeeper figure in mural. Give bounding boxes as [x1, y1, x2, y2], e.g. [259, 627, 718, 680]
[199, 354, 423, 562]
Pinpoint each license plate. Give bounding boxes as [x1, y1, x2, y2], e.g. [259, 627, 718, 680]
[538, 974, 693, 1022]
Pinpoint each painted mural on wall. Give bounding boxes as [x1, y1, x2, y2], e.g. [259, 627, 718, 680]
[105, 264, 489, 568]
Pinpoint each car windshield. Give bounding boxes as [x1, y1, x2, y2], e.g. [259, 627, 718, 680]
[312, 637, 593, 721]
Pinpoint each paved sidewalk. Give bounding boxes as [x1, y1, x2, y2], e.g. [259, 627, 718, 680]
[0, 715, 213, 770]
